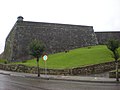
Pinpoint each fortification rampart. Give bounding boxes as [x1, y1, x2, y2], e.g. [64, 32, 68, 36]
[95, 31, 120, 44]
[3, 17, 98, 62]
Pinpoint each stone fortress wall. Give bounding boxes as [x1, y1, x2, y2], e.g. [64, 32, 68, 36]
[95, 31, 120, 44]
[3, 16, 98, 62]
[3, 16, 120, 62]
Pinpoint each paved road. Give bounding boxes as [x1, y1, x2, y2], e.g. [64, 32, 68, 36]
[0, 74, 120, 90]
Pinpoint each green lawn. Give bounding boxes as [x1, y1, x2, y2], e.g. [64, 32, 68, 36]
[13, 45, 116, 69]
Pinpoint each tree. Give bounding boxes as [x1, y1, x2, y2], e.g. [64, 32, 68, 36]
[29, 39, 45, 77]
[106, 39, 119, 82]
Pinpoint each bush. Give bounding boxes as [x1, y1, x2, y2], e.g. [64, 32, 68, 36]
[4, 61, 7, 64]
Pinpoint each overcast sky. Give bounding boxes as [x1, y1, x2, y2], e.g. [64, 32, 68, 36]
[0, 0, 120, 53]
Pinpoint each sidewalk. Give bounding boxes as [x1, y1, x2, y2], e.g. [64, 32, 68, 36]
[0, 70, 119, 83]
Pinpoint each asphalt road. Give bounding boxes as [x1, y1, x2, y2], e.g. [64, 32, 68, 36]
[0, 74, 120, 90]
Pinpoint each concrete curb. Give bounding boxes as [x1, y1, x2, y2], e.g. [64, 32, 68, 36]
[23, 75, 120, 84]
[0, 72, 10, 76]
[0, 70, 119, 84]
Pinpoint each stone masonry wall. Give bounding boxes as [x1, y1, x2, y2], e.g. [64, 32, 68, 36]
[0, 61, 119, 75]
[3, 20, 98, 62]
[95, 31, 120, 44]
[3, 24, 17, 61]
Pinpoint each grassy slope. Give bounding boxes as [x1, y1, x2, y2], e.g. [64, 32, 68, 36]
[14, 45, 115, 69]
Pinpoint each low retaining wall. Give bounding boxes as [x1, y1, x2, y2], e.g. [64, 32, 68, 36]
[0, 61, 120, 75]
[72, 61, 120, 75]
[0, 64, 70, 75]
[109, 71, 120, 78]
